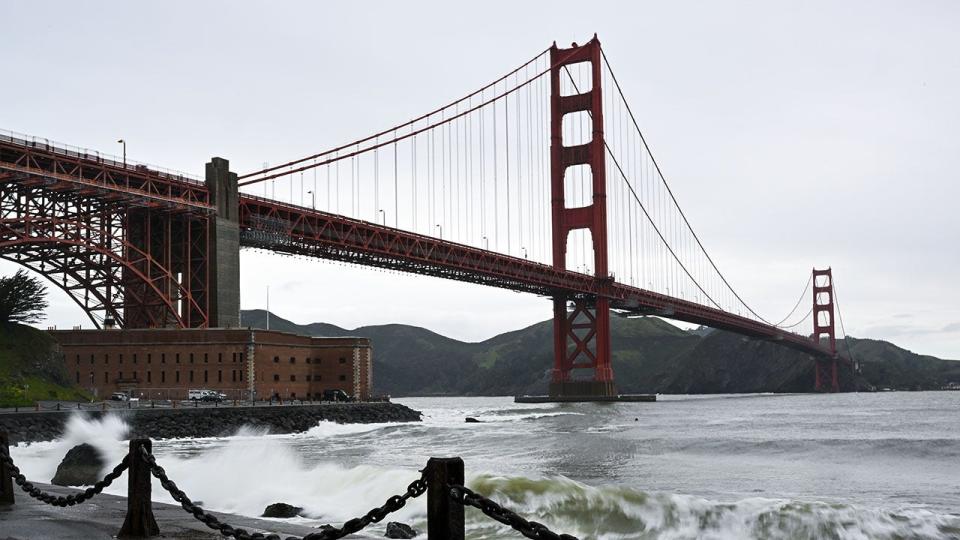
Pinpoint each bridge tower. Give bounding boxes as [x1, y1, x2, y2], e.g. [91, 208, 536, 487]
[812, 267, 839, 392]
[548, 36, 616, 398]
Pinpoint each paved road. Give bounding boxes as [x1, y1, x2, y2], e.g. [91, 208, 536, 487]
[0, 399, 374, 415]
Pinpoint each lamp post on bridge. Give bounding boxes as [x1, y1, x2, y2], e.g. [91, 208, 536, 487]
[379, 209, 386, 225]
[117, 139, 127, 187]
[482, 236, 489, 250]
[435, 224, 442, 240]
[522, 247, 528, 259]
[307, 190, 315, 210]
[117, 139, 126, 167]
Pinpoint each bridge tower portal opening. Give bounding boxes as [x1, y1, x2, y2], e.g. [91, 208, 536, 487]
[548, 37, 616, 398]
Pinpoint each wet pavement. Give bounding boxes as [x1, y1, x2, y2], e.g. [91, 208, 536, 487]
[0, 482, 371, 539]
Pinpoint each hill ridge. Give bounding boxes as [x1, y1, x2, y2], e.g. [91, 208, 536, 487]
[239, 310, 960, 396]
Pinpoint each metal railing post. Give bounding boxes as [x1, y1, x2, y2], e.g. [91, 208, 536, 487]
[118, 438, 159, 537]
[426, 457, 464, 540]
[0, 431, 13, 504]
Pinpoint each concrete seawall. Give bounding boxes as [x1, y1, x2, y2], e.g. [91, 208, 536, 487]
[0, 402, 421, 445]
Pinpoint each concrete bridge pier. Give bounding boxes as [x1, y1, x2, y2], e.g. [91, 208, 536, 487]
[205, 157, 241, 328]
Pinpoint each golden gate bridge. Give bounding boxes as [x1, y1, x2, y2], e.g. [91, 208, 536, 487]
[0, 36, 852, 395]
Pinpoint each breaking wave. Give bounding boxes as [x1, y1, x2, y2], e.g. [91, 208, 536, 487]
[10, 413, 960, 539]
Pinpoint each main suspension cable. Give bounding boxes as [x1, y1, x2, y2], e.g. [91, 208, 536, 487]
[599, 46, 775, 325]
[239, 47, 551, 181]
[774, 272, 813, 328]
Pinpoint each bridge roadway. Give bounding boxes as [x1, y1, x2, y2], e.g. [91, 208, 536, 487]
[0, 131, 835, 360]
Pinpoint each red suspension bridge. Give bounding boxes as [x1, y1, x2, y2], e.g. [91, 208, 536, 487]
[0, 36, 851, 394]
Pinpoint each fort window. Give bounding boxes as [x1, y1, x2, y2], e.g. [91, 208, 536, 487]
[75, 371, 79, 383]
[189, 353, 194, 364]
[176, 371, 180, 383]
[305, 358, 311, 364]
[273, 356, 279, 363]
[315, 375, 322, 381]
[232, 370, 236, 382]
[118, 371, 122, 380]
[189, 371, 194, 383]
[104, 372, 108, 383]
[147, 354, 151, 364]
[273, 374, 280, 382]
[239, 370, 244, 382]
[204, 370, 208, 383]
[290, 375, 296, 382]
[290, 357, 296, 364]
[290, 392, 296, 398]
[147, 371, 152, 383]
[305, 375, 311, 381]
[75, 354, 80, 365]
[104, 354, 108, 364]
[218, 370, 222, 383]
[132, 371, 137, 381]
[161, 353, 166, 364]
[204, 353, 208, 363]
[218, 353, 222, 363]
[339, 357, 346, 364]
[176, 353, 180, 364]
[339, 374, 346, 381]
[119, 354, 123, 364]
[133, 354, 137, 364]
[161, 371, 166, 383]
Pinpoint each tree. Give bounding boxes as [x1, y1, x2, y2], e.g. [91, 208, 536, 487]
[0, 270, 49, 324]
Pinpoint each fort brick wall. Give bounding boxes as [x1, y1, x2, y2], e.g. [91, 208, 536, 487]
[49, 328, 373, 401]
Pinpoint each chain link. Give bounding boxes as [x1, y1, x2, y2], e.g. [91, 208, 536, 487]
[138, 445, 427, 540]
[4, 441, 577, 540]
[449, 484, 579, 540]
[0, 444, 128, 507]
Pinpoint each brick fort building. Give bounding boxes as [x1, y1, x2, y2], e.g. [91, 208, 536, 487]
[50, 328, 373, 401]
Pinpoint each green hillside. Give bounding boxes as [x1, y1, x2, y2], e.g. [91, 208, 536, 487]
[0, 323, 91, 406]
[240, 310, 960, 396]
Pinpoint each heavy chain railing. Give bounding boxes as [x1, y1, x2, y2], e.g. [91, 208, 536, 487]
[138, 445, 427, 540]
[449, 484, 579, 540]
[0, 443, 128, 507]
[0, 430, 578, 540]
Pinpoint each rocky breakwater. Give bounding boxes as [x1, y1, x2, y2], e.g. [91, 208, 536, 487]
[0, 402, 421, 444]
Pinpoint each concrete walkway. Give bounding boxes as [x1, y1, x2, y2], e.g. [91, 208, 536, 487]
[0, 483, 372, 539]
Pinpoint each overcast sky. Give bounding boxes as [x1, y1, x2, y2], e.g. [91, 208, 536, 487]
[2, 1, 958, 359]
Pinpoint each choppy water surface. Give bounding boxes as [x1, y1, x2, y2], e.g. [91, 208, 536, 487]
[10, 392, 960, 539]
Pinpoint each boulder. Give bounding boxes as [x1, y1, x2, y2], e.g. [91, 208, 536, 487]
[464, 417, 481, 423]
[385, 521, 419, 538]
[262, 502, 303, 518]
[51, 444, 105, 487]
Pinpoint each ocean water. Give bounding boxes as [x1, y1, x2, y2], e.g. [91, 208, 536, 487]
[8, 392, 960, 539]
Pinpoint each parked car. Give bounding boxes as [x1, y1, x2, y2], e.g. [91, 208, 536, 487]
[109, 392, 130, 402]
[322, 389, 352, 402]
[188, 389, 223, 402]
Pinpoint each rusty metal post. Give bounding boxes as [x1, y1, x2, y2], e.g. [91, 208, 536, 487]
[118, 438, 159, 537]
[0, 431, 13, 504]
[426, 457, 464, 540]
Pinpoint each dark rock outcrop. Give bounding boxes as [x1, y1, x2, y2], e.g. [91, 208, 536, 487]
[385, 521, 419, 538]
[464, 417, 480, 423]
[262, 502, 302, 518]
[51, 444, 104, 486]
[0, 403, 422, 445]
